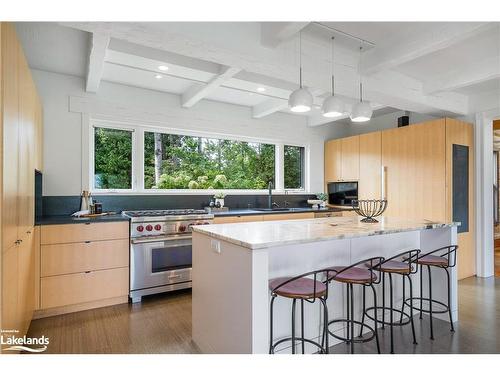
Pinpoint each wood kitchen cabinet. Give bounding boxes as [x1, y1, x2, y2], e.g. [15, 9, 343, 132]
[325, 117, 474, 279]
[340, 135, 360, 181]
[1, 22, 44, 347]
[324, 138, 342, 184]
[36, 222, 130, 318]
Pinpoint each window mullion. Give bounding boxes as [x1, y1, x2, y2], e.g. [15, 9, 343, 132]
[135, 128, 145, 192]
[276, 143, 284, 191]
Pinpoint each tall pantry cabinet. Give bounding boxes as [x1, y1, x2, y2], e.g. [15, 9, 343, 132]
[1, 22, 43, 347]
[325, 118, 474, 280]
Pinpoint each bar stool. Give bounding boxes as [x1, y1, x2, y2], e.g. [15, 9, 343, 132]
[359, 249, 421, 354]
[269, 269, 333, 354]
[404, 245, 458, 340]
[326, 257, 383, 354]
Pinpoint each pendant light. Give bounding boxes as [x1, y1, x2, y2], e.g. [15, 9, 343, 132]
[350, 46, 372, 123]
[289, 31, 313, 113]
[322, 37, 344, 117]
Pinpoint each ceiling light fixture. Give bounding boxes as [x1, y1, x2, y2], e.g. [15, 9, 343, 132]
[155, 74, 163, 79]
[158, 65, 169, 71]
[289, 31, 313, 113]
[322, 37, 344, 118]
[257, 87, 266, 92]
[350, 46, 372, 123]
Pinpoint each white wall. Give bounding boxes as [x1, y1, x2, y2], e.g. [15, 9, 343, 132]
[32, 69, 347, 196]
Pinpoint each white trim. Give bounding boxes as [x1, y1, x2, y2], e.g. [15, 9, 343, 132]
[87, 118, 310, 195]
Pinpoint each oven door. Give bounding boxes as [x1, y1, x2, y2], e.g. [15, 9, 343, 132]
[130, 235, 192, 291]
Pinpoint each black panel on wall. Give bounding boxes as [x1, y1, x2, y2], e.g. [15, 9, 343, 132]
[452, 144, 469, 233]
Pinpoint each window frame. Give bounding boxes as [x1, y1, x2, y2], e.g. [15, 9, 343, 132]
[88, 119, 309, 195]
[283, 144, 306, 191]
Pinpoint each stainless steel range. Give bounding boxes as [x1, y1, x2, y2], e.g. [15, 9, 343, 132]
[122, 209, 214, 303]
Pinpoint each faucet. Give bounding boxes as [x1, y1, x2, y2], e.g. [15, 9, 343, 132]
[268, 181, 273, 209]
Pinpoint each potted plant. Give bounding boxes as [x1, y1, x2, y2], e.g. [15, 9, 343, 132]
[317, 193, 328, 208]
[214, 192, 226, 208]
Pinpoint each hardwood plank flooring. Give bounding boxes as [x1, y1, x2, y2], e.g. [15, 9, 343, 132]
[27, 277, 500, 354]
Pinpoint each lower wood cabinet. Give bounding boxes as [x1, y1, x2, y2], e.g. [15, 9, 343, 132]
[213, 212, 315, 224]
[262, 212, 314, 221]
[40, 267, 129, 310]
[35, 222, 130, 318]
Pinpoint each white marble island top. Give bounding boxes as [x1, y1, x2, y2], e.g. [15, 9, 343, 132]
[192, 216, 459, 250]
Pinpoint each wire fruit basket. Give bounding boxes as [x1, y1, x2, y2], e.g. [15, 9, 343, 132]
[352, 199, 387, 223]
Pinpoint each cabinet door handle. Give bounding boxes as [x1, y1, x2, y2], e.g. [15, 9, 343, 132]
[85, 222, 91, 225]
[84, 241, 91, 244]
[85, 271, 92, 274]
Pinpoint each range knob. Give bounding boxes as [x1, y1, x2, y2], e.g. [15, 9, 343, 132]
[179, 224, 187, 232]
[154, 224, 162, 231]
[203, 222, 210, 225]
[145, 224, 153, 231]
[137, 225, 144, 232]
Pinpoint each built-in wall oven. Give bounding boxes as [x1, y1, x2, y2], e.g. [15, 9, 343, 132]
[123, 209, 214, 303]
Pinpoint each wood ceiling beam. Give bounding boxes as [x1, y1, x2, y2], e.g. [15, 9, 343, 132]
[360, 23, 494, 75]
[86, 32, 110, 93]
[181, 66, 242, 108]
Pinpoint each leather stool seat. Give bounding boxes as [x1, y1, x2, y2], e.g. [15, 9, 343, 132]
[416, 255, 448, 267]
[269, 277, 326, 299]
[330, 266, 377, 284]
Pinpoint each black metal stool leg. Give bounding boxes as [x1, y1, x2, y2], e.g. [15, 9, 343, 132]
[419, 264, 423, 320]
[350, 283, 355, 354]
[320, 297, 329, 354]
[407, 274, 418, 345]
[269, 295, 276, 354]
[389, 273, 394, 354]
[370, 284, 381, 354]
[382, 272, 386, 329]
[346, 283, 350, 344]
[427, 265, 434, 340]
[292, 298, 297, 353]
[445, 268, 455, 332]
[358, 285, 366, 338]
[400, 275, 406, 324]
[300, 299, 305, 354]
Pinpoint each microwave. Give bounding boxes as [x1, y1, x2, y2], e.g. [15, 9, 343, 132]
[327, 181, 358, 206]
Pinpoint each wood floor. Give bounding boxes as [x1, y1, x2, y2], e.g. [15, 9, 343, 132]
[27, 277, 500, 354]
[495, 239, 500, 277]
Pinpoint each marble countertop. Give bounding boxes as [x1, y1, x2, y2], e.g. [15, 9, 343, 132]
[211, 207, 348, 217]
[192, 216, 459, 250]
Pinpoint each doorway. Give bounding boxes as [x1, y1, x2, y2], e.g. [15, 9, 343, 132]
[493, 120, 500, 276]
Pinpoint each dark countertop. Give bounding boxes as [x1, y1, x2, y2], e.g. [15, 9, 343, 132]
[211, 207, 350, 217]
[36, 213, 130, 226]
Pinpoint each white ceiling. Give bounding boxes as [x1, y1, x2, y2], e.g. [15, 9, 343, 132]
[15, 21, 500, 126]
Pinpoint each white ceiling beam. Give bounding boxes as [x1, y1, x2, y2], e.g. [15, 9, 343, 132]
[86, 32, 110, 93]
[360, 23, 494, 75]
[423, 56, 500, 94]
[252, 98, 288, 118]
[260, 22, 309, 48]
[181, 66, 242, 108]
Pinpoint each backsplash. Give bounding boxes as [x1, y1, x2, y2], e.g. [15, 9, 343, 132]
[42, 194, 317, 216]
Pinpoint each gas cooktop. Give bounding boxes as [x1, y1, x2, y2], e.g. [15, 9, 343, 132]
[122, 209, 209, 217]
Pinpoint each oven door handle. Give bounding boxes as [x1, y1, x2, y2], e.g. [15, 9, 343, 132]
[131, 235, 192, 244]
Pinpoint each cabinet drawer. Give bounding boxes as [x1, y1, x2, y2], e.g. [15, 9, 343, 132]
[41, 222, 129, 244]
[40, 267, 129, 309]
[213, 215, 263, 224]
[314, 211, 342, 218]
[262, 212, 314, 221]
[41, 239, 129, 277]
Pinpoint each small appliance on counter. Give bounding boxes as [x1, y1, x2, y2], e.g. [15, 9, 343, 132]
[327, 181, 359, 206]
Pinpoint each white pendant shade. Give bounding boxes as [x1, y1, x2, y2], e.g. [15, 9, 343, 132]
[289, 87, 313, 113]
[350, 101, 372, 122]
[322, 95, 344, 117]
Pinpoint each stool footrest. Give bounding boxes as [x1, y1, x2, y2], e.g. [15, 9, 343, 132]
[327, 318, 376, 344]
[404, 297, 450, 314]
[270, 337, 325, 354]
[364, 306, 412, 327]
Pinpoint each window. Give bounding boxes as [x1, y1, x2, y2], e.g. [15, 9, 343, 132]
[93, 126, 133, 189]
[284, 145, 305, 189]
[144, 131, 275, 190]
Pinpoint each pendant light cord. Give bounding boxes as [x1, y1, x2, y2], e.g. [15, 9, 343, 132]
[299, 31, 303, 88]
[331, 37, 335, 96]
[359, 45, 363, 102]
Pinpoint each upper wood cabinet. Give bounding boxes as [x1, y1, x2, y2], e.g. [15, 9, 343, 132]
[324, 138, 342, 184]
[340, 136, 360, 181]
[359, 131, 381, 200]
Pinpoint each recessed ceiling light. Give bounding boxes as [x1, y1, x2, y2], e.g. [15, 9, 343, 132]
[257, 87, 266, 92]
[155, 74, 163, 79]
[158, 65, 169, 71]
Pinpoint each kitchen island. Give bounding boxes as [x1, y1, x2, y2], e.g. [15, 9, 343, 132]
[191, 216, 459, 354]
